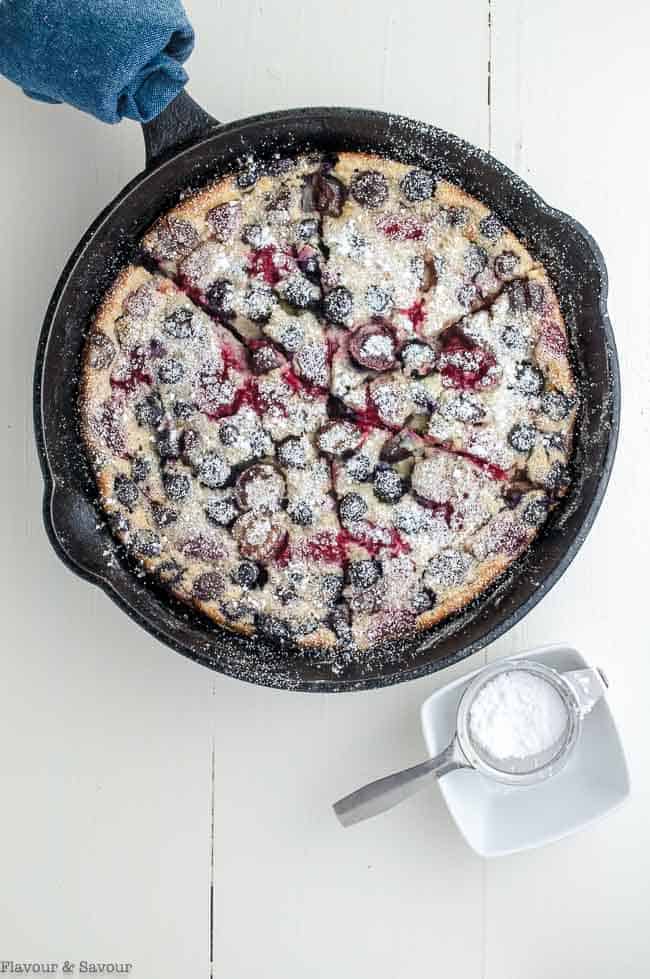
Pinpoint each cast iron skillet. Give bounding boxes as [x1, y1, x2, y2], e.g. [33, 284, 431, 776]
[33, 93, 620, 692]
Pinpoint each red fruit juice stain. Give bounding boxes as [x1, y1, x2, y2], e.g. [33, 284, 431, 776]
[438, 334, 497, 391]
[416, 498, 456, 525]
[377, 215, 424, 241]
[110, 351, 153, 394]
[399, 299, 426, 331]
[247, 245, 296, 285]
[351, 395, 400, 435]
[431, 442, 509, 481]
[221, 345, 246, 373]
[281, 367, 326, 399]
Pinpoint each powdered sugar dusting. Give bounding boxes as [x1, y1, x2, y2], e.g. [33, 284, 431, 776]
[80, 145, 578, 671]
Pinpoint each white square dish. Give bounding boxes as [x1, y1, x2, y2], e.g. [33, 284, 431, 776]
[420, 644, 630, 857]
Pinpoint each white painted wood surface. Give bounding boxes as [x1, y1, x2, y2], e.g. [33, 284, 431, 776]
[0, 0, 648, 974]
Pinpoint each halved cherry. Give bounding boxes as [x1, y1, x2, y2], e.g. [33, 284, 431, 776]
[233, 511, 287, 560]
[349, 323, 397, 371]
[317, 420, 363, 457]
[234, 463, 286, 511]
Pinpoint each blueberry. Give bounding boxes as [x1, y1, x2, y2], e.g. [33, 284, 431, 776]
[249, 428, 271, 458]
[193, 572, 225, 601]
[292, 616, 319, 637]
[321, 574, 343, 606]
[173, 400, 194, 420]
[339, 492, 368, 523]
[87, 331, 115, 369]
[163, 308, 194, 339]
[241, 223, 263, 247]
[276, 584, 298, 606]
[494, 251, 519, 278]
[457, 282, 479, 309]
[256, 613, 292, 641]
[366, 284, 392, 315]
[297, 218, 319, 239]
[277, 437, 307, 469]
[347, 559, 381, 589]
[266, 188, 292, 215]
[465, 244, 489, 277]
[380, 436, 412, 464]
[276, 322, 303, 354]
[205, 497, 239, 527]
[392, 502, 425, 534]
[219, 421, 239, 446]
[151, 502, 178, 527]
[114, 473, 139, 509]
[232, 561, 261, 589]
[522, 497, 550, 527]
[440, 206, 467, 227]
[298, 253, 321, 283]
[508, 280, 546, 313]
[157, 428, 181, 460]
[265, 156, 294, 176]
[156, 560, 184, 586]
[163, 471, 191, 501]
[508, 423, 537, 453]
[158, 358, 184, 384]
[412, 591, 435, 613]
[198, 453, 231, 489]
[514, 361, 545, 397]
[180, 428, 203, 467]
[479, 213, 504, 241]
[540, 390, 572, 421]
[545, 462, 571, 496]
[245, 285, 275, 323]
[373, 466, 406, 503]
[345, 453, 373, 482]
[205, 279, 235, 319]
[323, 286, 353, 325]
[425, 550, 469, 587]
[441, 394, 485, 424]
[251, 344, 282, 374]
[221, 601, 255, 622]
[131, 530, 161, 558]
[400, 168, 435, 202]
[237, 165, 258, 190]
[501, 323, 527, 350]
[283, 274, 318, 309]
[135, 394, 163, 427]
[350, 170, 389, 208]
[288, 500, 314, 526]
[328, 605, 353, 643]
[131, 456, 151, 483]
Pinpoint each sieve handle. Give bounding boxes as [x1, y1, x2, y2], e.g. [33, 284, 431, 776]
[332, 739, 469, 828]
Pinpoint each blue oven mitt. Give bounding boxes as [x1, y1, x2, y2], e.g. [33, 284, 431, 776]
[0, 0, 194, 124]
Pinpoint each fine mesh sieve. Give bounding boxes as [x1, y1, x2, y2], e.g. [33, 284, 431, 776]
[333, 658, 607, 827]
[455, 661, 580, 786]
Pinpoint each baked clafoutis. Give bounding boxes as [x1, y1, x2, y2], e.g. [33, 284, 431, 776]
[80, 151, 577, 653]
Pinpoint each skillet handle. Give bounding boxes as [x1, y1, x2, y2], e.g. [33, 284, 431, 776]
[142, 90, 219, 169]
[47, 482, 116, 584]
